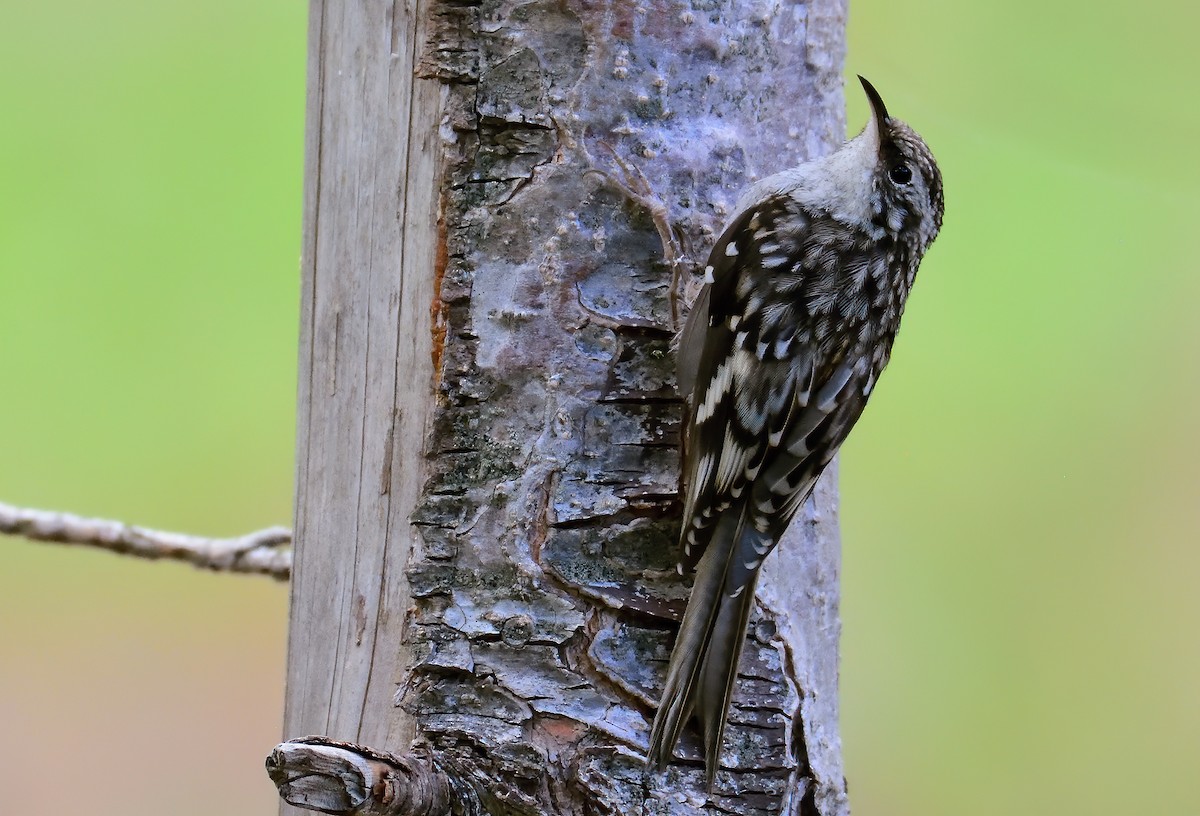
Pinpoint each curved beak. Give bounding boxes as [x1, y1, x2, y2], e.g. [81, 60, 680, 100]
[857, 75, 890, 149]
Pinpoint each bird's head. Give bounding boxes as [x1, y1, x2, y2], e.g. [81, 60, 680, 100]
[763, 76, 943, 253]
[855, 75, 944, 251]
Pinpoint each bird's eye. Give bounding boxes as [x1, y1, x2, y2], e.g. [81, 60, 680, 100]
[889, 164, 913, 184]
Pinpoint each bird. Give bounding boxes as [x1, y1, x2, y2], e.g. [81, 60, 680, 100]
[647, 76, 944, 787]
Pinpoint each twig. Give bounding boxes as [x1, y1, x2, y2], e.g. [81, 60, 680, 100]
[0, 500, 292, 579]
[583, 140, 691, 331]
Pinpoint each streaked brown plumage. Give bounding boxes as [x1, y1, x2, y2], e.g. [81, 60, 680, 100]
[648, 77, 944, 786]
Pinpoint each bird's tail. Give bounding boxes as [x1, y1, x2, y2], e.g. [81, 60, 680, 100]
[648, 511, 763, 787]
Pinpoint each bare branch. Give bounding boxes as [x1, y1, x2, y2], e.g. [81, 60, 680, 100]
[266, 737, 520, 816]
[0, 500, 292, 579]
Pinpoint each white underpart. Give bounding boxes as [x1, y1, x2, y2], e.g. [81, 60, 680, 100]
[732, 109, 884, 238]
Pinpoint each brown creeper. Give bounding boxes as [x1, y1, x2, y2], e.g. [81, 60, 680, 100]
[648, 76, 944, 785]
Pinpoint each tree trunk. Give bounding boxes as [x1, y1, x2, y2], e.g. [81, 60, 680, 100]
[280, 2, 850, 814]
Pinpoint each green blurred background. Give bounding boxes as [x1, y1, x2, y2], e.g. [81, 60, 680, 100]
[1, 2, 1196, 814]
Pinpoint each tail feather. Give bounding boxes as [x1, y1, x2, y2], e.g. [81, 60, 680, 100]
[695, 567, 760, 787]
[647, 514, 739, 770]
[648, 510, 767, 787]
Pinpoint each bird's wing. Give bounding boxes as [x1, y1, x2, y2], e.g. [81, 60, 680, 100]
[677, 195, 882, 573]
[653, 195, 887, 781]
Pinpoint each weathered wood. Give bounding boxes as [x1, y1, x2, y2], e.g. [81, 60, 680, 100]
[268, 738, 458, 816]
[282, 1, 850, 814]
[283, 1, 442, 807]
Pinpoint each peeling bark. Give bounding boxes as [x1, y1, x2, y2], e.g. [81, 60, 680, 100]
[282, 2, 850, 815]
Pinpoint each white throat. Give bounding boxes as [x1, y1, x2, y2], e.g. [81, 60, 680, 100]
[734, 122, 883, 237]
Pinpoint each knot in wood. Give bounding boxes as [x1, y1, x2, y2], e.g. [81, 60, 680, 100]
[500, 614, 535, 647]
